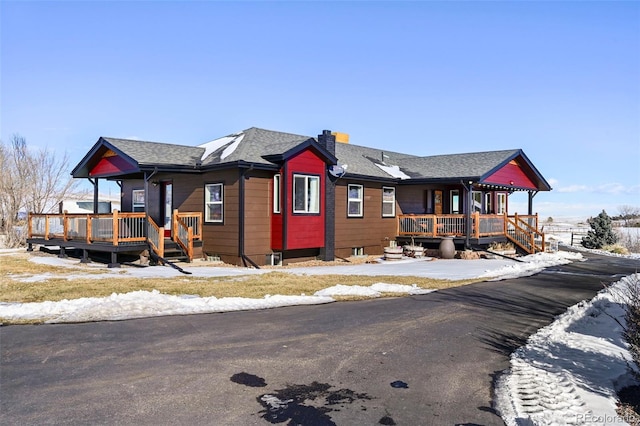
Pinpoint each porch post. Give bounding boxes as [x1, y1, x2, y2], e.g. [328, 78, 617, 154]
[462, 180, 473, 249]
[528, 191, 538, 215]
[89, 178, 99, 214]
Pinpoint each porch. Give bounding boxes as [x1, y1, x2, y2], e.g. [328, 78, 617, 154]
[26, 210, 202, 267]
[397, 213, 545, 254]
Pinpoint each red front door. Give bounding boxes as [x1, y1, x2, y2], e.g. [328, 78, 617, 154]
[162, 182, 172, 238]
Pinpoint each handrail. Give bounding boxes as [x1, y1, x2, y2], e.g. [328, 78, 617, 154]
[147, 216, 164, 258]
[174, 211, 202, 240]
[174, 217, 194, 262]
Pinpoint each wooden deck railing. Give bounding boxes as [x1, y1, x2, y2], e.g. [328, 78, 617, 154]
[398, 213, 544, 253]
[27, 210, 202, 260]
[28, 211, 148, 245]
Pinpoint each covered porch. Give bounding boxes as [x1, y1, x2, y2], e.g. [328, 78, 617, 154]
[397, 212, 545, 254]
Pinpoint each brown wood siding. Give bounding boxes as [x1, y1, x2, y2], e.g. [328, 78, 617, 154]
[243, 171, 273, 260]
[334, 181, 397, 256]
[121, 180, 142, 212]
[200, 169, 240, 259]
[397, 185, 431, 214]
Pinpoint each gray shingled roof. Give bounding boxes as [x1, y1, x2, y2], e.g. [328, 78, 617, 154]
[395, 150, 521, 180]
[199, 127, 312, 166]
[102, 137, 204, 167]
[78, 128, 539, 187]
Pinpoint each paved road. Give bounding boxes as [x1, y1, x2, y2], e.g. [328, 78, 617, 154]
[2, 251, 638, 425]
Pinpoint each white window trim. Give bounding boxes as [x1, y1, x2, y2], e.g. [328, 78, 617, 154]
[205, 183, 224, 223]
[132, 189, 145, 212]
[347, 184, 363, 217]
[273, 174, 281, 214]
[496, 192, 507, 215]
[382, 186, 396, 217]
[293, 174, 320, 214]
[472, 191, 483, 213]
[484, 193, 493, 214]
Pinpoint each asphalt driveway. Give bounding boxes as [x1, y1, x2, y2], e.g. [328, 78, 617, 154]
[1, 251, 638, 425]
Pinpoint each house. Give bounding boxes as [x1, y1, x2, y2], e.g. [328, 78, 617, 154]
[26, 127, 551, 267]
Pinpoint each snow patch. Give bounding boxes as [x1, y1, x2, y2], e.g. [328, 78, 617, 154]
[375, 163, 411, 180]
[198, 132, 244, 161]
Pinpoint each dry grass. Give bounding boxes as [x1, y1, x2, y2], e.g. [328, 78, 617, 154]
[0, 253, 479, 304]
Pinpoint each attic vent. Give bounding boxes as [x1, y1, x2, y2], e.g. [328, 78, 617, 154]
[331, 132, 349, 144]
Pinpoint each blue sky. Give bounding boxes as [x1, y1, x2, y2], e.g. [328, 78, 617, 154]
[1, 1, 638, 220]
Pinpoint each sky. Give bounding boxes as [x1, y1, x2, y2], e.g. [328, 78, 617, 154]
[1, 1, 639, 220]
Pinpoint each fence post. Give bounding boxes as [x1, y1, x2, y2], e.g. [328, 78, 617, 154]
[188, 226, 194, 262]
[473, 212, 480, 239]
[45, 215, 50, 240]
[27, 213, 33, 239]
[159, 227, 165, 257]
[173, 209, 179, 242]
[112, 210, 119, 246]
[86, 215, 92, 244]
[63, 211, 69, 242]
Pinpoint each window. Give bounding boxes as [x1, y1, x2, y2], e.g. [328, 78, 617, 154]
[293, 174, 320, 214]
[450, 189, 460, 214]
[273, 174, 281, 213]
[347, 184, 363, 217]
[472, 191, 483, 213]
[485, 193, 493, 214]
[496, 192, 507, 215]
[382, 187, 396, 217]
[132, 189, 145, 212]
[205, 183, 223, 222]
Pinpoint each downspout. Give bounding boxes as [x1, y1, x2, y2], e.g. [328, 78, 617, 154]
[144, 168, 158, 240]
[239, 166, 259, 268]
[461, 180, 473, 249]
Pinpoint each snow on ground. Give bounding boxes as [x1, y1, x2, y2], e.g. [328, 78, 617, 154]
[1, 250, 582, 323]
[1, 246, 639, 424]
[495, 274, 639, 425]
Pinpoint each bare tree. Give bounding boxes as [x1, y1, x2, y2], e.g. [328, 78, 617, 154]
[0, 134, 81, 247]
[618, 205, 640, 227]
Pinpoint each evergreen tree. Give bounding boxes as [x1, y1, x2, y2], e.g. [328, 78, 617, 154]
[582, 210, 618, 249]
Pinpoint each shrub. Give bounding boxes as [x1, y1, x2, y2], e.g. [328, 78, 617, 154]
[582, 210, 618, 249]
[603, 244, 630, 255]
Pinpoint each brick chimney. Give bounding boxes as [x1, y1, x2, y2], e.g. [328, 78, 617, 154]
[317, 130, 336, 262]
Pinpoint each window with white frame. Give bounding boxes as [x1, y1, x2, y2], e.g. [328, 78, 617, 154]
[496, 192, 507, 215]
[382, 186, 396, 217]
[347, 184, 363, 217]
[205, 183, 223, 222]
[132, 189, 145, 212]
[273, 174, 281, 213]
[472, 191, 483, 213]
[485, 193, 493, 214]
[293, 174, 320, 214]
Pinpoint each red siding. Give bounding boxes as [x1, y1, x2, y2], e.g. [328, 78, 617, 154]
[484, 160, 537, 190]
[285, 150, 325, 250]
[90, 155, 137, 177]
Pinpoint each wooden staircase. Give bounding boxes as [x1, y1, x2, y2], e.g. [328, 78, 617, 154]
[505, 214, 545, 254]
[147, 211, 203, 263]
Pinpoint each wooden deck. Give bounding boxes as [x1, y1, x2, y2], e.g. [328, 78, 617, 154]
[397, 213, 545, 254]
[26, 210, 202, 266]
